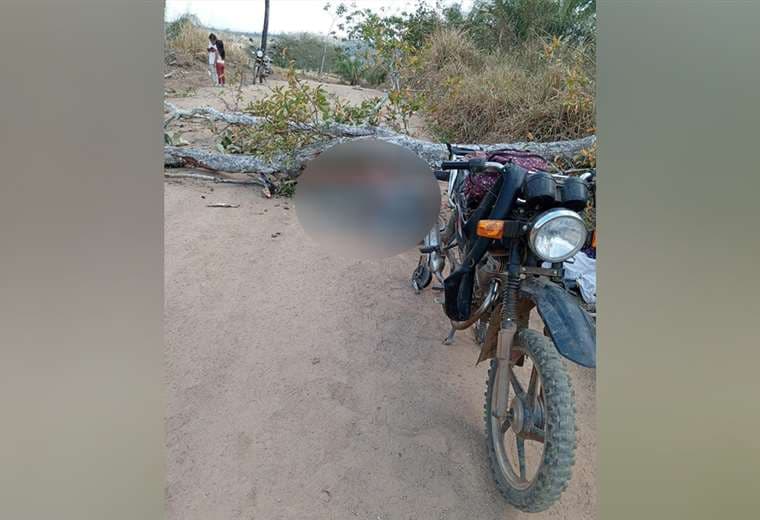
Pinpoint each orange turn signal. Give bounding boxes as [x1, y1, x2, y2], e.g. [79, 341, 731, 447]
[591, 230, 597, 248]
[476, 220, 505, 239]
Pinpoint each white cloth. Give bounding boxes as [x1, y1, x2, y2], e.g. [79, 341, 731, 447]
[563, 252, 596, 304]
[208, 45, 217, 65]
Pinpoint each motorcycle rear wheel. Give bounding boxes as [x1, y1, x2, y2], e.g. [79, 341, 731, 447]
[484, 328, 576, 512]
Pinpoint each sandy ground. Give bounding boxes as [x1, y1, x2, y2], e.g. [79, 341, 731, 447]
[165, 179, 596, 520]
[165, 70, 595, 519]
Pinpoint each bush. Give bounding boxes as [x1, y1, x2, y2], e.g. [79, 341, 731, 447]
[412, 29, 595, 143]
[408, 27, 484, 80]
[333, 48, 387, 86]
[218, 68, 383, 163]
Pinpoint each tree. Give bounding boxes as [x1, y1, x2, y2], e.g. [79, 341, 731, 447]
[269, 33, 341, 71]
[319, 3, 347, 76]
[334, 50, 364, 85]
[466, 0, 596, 50]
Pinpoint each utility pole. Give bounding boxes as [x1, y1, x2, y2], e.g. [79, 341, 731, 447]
[261, 0, 270, 54]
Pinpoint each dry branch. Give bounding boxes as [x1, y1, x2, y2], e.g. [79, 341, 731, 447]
[163, 172, 268, 186]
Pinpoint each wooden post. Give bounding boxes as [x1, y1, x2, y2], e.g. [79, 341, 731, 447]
[260, 0, 270, 54]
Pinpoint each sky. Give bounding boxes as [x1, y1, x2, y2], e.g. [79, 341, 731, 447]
[165, 0, 475, 35]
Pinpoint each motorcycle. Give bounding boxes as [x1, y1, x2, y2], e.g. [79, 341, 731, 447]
[252, 48, 272, 84]
[411, 145, 596, 512]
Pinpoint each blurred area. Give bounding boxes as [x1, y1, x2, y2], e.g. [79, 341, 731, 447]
[295, 140, 440, 259]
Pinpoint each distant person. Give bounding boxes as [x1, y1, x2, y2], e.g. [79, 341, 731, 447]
[208, 33, 225, 86]
[207, 34, 218, 85]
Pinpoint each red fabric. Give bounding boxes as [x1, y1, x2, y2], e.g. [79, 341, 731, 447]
[460, 149, 552, 208]
[463, 170, 500, 207]
[486, 149, 551, 172]
[215, 62, 225, 85]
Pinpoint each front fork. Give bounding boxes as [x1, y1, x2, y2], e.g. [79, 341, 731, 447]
[493, 242, 523, 419]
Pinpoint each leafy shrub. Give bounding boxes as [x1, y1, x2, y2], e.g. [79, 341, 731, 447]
[384, 88, 423, 133]
[217, 68, 383, 164]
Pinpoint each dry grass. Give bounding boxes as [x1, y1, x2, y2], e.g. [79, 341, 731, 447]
[410, 28, 485, 78]
[166, 16, 208, 63]
[411, 28, 595, 143]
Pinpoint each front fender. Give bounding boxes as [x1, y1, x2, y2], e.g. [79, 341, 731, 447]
[519, 278, 596, 368]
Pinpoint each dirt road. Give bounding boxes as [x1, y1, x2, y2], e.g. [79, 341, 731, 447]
[165, 178, 596, 520]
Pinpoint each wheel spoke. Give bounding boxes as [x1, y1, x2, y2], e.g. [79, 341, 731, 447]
[527, 365, 539, 408]
[516, 436, 526, 480]
[522, 423, 546, 443]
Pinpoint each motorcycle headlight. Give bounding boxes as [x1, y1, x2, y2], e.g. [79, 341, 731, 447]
[256, 50, 263, 58]
[528, 208, 587, 262]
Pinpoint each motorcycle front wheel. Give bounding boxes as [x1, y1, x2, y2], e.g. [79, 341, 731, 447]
[484, 328, 576, 512]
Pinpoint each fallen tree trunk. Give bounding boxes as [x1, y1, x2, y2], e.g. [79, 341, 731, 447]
[164, 104, 596, 181]
[165, 133, 595, 177]
[165, 146, 281, 176]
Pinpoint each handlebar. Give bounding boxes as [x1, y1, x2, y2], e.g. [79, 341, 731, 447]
[440, 158, 521, 174]
[437, 158, 591, 186]
[440, 160, 469, 170]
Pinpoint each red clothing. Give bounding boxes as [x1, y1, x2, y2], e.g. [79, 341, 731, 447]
[215, 61, 225, 85]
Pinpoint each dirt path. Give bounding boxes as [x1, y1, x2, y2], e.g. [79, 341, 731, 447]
[165, 178, 596, 520]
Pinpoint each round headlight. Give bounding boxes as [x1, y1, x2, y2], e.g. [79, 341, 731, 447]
[528, 208, 587, 262]
[256, 50, 263, 58]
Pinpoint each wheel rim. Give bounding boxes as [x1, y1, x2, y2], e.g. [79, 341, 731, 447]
[490, 348, 546, 490]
